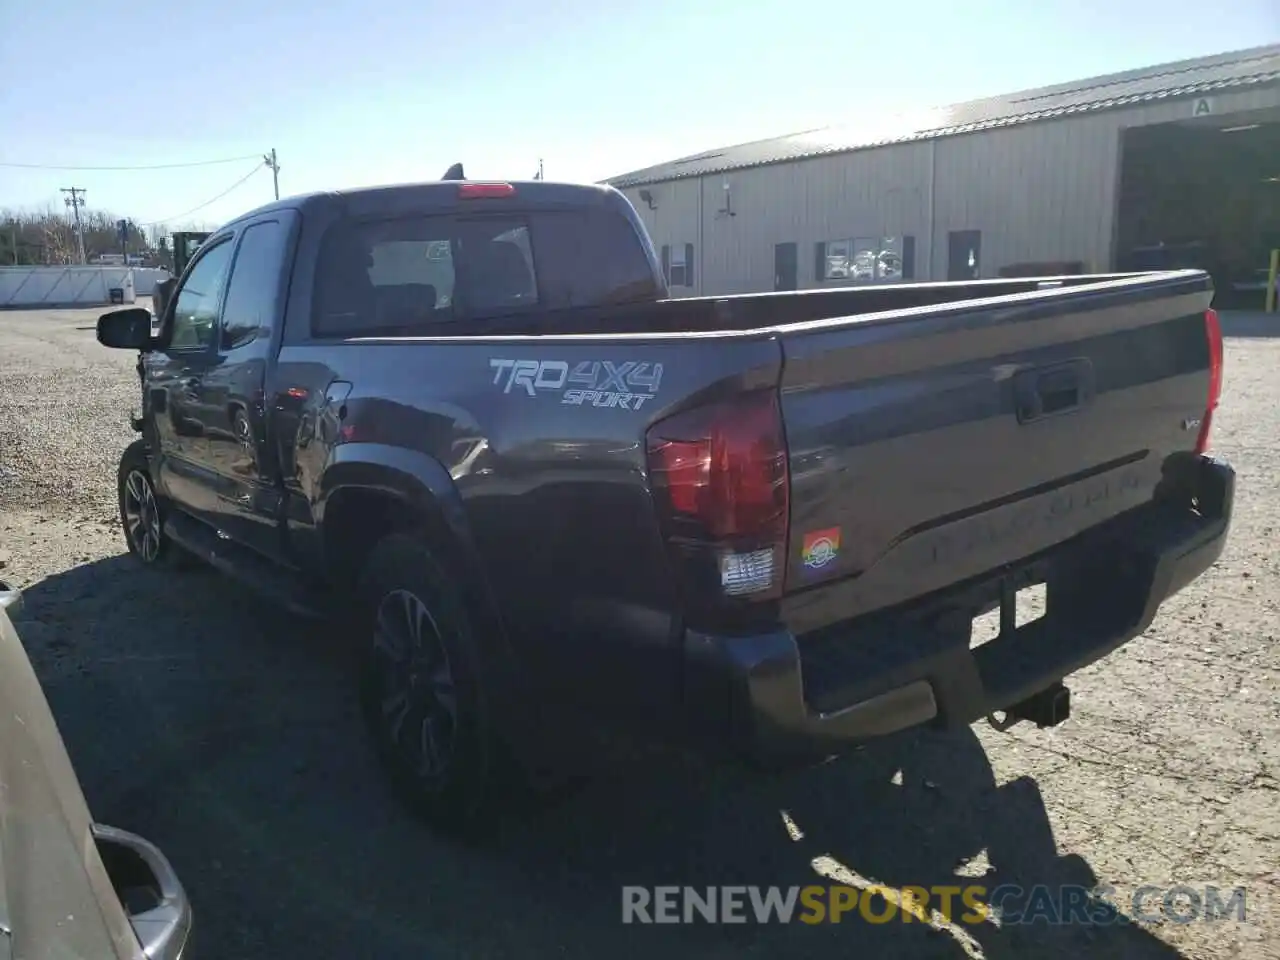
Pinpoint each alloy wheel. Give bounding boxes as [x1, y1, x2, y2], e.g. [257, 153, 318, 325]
[122, 469, 163, 563]
[370, 588, 459, 785]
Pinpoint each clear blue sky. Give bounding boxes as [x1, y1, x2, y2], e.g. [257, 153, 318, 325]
[1, 0, 1277, 232]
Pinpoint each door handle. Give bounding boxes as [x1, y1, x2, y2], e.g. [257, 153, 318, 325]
[316, 381, 353, 445]
[1014, 359, 1095, 423]
[324, 380, 353, 407]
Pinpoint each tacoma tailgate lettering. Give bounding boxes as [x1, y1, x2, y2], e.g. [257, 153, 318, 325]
[924, 466, 1148, 568]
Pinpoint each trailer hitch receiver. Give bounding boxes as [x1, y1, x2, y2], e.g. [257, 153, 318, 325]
[987, 682, 1071, 731]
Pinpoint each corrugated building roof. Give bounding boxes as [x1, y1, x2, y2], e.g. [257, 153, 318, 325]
[606, 44, 1280, 188]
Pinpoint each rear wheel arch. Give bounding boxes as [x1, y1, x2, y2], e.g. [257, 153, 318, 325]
[320, 464, 524, 799]
[322, 483, 446, 586]
[317, 458, 509, 668]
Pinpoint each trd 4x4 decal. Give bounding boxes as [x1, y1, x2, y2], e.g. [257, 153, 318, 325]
[489, 359, 664, 410]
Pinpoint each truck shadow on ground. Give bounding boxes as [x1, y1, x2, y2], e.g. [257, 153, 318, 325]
[15, 555, 1190, 960]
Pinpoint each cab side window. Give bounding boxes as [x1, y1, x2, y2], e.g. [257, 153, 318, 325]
[170, 240, 234, 350]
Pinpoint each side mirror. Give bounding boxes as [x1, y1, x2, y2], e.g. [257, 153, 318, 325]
[97, 308, 153, 350]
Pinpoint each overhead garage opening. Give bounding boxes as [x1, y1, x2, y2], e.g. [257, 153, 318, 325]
[1115, 106, 1280, 308]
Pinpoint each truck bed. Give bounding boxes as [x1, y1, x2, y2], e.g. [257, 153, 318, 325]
[381, 270, 1196, 339]
[316, 267, 1216, 680]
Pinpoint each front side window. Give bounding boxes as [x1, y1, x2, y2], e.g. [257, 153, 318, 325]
[169, 240, 234, 349]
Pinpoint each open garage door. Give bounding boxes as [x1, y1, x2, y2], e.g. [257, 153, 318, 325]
[1115, 107, 1280, 309]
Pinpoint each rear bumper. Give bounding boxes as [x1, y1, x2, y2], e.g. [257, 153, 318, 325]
[683, 455, 1234, 763]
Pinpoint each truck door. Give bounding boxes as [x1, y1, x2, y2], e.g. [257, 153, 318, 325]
[148, 236, 236, 524]
[190, 215, 294, 562]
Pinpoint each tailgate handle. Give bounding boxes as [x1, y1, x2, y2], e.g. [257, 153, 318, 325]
[1014, 360, 1094, 423]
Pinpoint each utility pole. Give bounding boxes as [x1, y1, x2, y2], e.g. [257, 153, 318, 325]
[60, 186, 87, 264]
[263, 148, 280, 200]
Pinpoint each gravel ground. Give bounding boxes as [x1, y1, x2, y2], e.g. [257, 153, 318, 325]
[1, 306, 1277, 960]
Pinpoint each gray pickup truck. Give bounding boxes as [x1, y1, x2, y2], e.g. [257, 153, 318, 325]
[96, 173, 1233, 835]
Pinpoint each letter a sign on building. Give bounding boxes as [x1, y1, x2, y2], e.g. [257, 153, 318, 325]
[1192, 97, 1214, 117]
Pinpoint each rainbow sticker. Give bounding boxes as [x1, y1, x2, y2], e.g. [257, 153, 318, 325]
[802, 527, 841, 570]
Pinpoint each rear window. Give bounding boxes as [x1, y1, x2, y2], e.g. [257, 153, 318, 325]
[312, 209, 657, 337]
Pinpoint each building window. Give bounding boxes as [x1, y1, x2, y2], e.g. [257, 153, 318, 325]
[816, 235, 915, 283]
[661, 243, 695, 288]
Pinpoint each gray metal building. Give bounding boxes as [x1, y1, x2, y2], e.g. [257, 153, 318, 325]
[605, 45, 1280, 299]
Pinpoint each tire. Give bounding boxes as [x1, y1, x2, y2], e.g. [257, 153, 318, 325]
[116, 440, 196, 570]
[357, 534, 520, 836]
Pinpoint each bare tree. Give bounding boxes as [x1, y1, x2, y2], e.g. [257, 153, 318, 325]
[41, 216, 76, 265]
[1, 203, 165, 265]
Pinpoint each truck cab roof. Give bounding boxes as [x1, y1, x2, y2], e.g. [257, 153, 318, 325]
[224, 180, 628, 232]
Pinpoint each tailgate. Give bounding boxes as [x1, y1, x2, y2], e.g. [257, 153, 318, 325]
[777, 271, 1215, 634]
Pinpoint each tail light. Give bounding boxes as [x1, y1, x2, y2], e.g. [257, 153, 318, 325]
[1195, 308, 1223, 455]
[645, 390, 790, 613]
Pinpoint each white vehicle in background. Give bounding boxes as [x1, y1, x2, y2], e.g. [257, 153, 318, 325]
[0, 582, 193, 960]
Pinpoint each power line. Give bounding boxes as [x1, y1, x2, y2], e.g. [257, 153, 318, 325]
[0, 154, 262, 171]
[143, 163, 265, 227]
